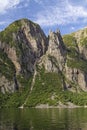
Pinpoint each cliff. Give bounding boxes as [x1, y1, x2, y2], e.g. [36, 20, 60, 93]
[63, 29, 87, 92]
[0, 19, 47, 94]
[0, 19, 87, 107]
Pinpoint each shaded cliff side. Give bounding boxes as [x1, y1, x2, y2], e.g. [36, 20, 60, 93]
[0, 19, 87, 107]
[0, 19, 47, 93]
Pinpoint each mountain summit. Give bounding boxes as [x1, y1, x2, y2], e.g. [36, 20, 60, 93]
[0, 19, 87, 107]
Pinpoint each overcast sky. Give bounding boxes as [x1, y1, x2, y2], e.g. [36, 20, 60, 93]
[0, 0, 87, 35]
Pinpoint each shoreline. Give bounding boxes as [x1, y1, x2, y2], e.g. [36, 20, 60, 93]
[20, 102, 87, 109]
[35, 103, 81, 109]
[1, 102, 87, 109]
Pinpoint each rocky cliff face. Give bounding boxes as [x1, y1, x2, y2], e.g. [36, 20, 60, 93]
[63, 28, 87, 92]
[0, 18, 87, 100]
[39, 30, 66, 72]
[0, 19, 47, 93]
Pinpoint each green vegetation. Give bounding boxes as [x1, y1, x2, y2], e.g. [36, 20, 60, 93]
[67, 54, 87, 73]
[0, 20, 21, 47]
[0, 90, 27, 108]
[0, 18, 39, 48]
[1, 19, 87, 108]
[0, 48, 33, 108]
[80, 37, 87, 47]
[25, 67, 63, 107]
[63, 34, 77, 48]
[0, 49, 15, 80]
[63, 33, 87, 73]
[0, 76, 32, 108]
[21, 67, 87, 107]
[57, 91, 87, 106]
[0, 66, 87, 107]
[63, 28, 87, 48]
[67, 46, 79, 58]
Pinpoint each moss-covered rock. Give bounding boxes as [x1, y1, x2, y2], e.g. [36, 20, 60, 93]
[1, 19, 87, 108]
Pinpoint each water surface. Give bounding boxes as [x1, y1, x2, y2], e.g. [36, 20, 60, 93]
[0, 108, 87, 130]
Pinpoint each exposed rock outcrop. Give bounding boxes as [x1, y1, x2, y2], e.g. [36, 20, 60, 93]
[39, 30, 66, 73]
[0, 19, 47, 93]
[0, 75, 15, 94]
[0, 18, 87, 95]
[65, 65, 87, 92]
[63, 28, 87, 92]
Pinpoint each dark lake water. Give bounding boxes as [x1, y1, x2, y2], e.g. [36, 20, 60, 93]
[0, 108, 87, 130]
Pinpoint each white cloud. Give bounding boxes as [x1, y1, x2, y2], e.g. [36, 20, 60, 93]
[34, 0, 42, 4]
[0, 0, 32, 14]
[0, 21, 8, 25]
[0, 0, 20, 14]
[71, 26, 75, 30]
[35, 0, 87, 26]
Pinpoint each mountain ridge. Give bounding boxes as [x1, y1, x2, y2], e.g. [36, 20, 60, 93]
[0, 18, 87, 107]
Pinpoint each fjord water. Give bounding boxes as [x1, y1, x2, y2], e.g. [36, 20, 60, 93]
[0, 108, 87, 130]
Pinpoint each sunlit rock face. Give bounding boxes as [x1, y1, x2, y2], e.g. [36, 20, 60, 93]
[39, 30, 66, 73]
[0, 19, 47, 93]
[0, 18, 87, 94]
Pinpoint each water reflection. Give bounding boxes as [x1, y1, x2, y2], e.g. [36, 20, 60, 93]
[0, 108, 87, 130]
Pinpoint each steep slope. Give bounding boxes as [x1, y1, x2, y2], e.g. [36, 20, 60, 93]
[23, 29, 87, 107]
[1, 19, 87, 108]
[63, 27, 87, 59]
[63, 28, 87, 92]
[21, 30, 67, 107]
[39, 30, 66, 72]
[0, 18, 47, 93]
